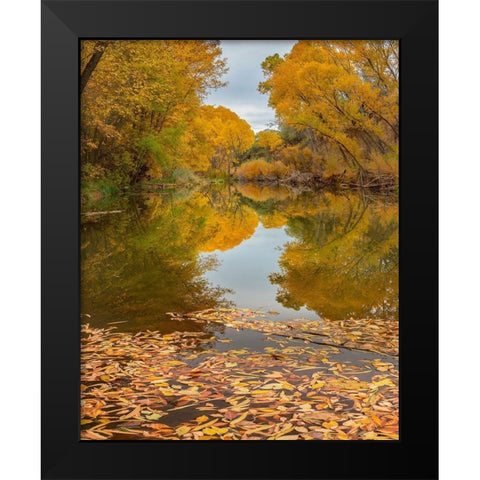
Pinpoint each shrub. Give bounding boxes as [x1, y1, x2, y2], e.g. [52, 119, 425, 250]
[236, 159, 273, 179]
[236, 159, 291, 180]
[82, 162, 107, 182]
[162, 167, 200, 185]
[276, 145, 324, 174]
[366, 152, 399, 177]
[270, 161, 289, 178]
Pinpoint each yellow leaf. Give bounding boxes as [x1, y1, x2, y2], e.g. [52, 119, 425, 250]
[176, 425, 191, 436]
[230, 411, 248, 425]
[373, 379, 395, 387]
[274, 424, 294, 438]
[194, 418, 218, 431]
[322, 421, 338, 429]
[244, 424, 273, 434]
[211, 427, 228, 435]
[262, 383, 283, 390]
[371, 413, 383, 426]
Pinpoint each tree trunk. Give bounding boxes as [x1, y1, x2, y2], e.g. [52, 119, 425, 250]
[80, 41, 110, 93]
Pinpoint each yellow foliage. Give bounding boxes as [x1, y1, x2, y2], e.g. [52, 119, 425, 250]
[236, 159, 272, 178]
[277, 145, 323, 174]
[235, 184, 293, 202]
[199, 205, 259, 252]
[260, 211, 288, 229]
[81, 40, 230, 181]
[271, 161, 289, 178]
[236, 159, 290, 180]
[260, 40, 399, 174]
[256, 130, 283, 152]
[196, 105, 255, 175]
[270, 193, 399, 320]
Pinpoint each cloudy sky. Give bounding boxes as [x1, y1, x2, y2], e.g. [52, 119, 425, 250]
[204, 40, 296, 133]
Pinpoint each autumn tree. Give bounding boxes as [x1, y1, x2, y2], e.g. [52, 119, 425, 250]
[259, 40, 399, 182]
[197, 105, 255, 176]
[81, 40, 227, 185]
[80, 40, 110, 93]
[256, 130, 283, 159]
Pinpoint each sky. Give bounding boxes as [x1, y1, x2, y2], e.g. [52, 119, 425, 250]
[204, 40, 297, 133]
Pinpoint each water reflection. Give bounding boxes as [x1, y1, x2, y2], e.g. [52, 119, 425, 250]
[81, 191, 235, 333]
[268, 192, 398, 320]
[81, 185, 398, 332]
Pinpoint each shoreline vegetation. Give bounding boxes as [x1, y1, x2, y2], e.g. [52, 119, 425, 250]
[81, 170, 398, 206]
[82, 170, 397, 202]
[81, 40, 398, 202]
[81, 175, 398, 210]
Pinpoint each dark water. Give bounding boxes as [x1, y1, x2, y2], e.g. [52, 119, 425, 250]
[81, 184, 398, 333]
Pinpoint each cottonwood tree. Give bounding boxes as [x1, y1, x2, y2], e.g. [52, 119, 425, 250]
[259, 40, 399, 180]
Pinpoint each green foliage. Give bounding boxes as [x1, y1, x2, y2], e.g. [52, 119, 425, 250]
[81, 177, 120, 204]
[258, 53, 285, 94]
[278, 125, 303, 145]
[82, 162, 107, 182]
[161, 167, 201, 185]
[136, 134, 165, 165]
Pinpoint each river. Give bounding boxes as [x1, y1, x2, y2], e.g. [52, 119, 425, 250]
[81, 184, 398, 334]
[80, 183, 399, 440]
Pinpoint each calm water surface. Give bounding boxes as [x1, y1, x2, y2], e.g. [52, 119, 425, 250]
[81, 184, 398, 334]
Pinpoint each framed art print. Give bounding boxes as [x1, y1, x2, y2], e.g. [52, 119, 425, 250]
[42, 1, 438, 479]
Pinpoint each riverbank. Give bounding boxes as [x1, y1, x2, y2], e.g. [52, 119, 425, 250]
[235, 170, 398, 192]
[81, 171, 398, 206]
[81, 308, 398, 440]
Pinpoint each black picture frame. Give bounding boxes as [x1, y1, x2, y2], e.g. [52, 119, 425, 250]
[41, 1, 438, 479]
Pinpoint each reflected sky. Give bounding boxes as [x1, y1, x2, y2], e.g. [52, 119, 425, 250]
[202, 224, 317, 320]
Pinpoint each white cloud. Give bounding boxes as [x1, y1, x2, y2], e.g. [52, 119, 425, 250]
[204, 40, 296, 133]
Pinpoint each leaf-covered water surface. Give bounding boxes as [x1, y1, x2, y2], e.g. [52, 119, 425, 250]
[81, 308, 398, 440]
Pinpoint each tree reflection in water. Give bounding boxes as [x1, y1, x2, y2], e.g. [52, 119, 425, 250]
[81, 185, 398, 333]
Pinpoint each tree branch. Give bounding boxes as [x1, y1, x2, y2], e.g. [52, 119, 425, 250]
[81, 41, 110, 94]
